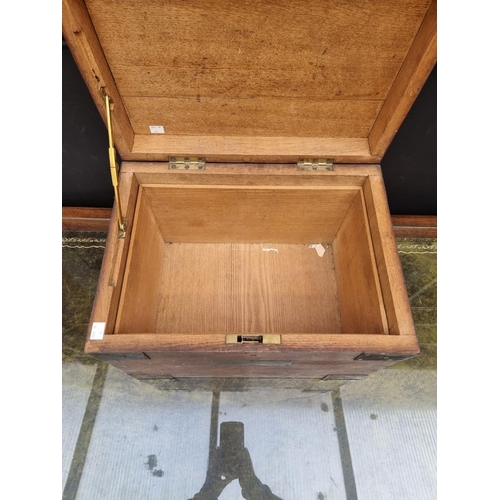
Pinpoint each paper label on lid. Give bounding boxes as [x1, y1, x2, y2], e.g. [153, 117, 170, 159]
[149, 125, 165, 134]
[90, 322, 106, 340]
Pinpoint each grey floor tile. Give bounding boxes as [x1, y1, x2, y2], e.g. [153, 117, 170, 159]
[340, 370, 436, 500]
[215, 390, 346, 500]
[75, 367, 213, 500]
[62, 362, 97, 491]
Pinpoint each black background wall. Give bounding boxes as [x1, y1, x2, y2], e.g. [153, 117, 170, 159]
[62, 44, 436, 215]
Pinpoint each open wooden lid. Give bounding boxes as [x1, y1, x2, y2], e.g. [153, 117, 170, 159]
[63, 0, 436, 163]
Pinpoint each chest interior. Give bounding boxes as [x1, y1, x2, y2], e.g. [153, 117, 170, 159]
[116, 165, 388, 337]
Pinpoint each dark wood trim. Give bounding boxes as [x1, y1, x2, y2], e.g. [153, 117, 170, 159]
[62, 207, 112, 231]
[63, 207, 112, 219]
[391, 215, 436, 227]
[63, 207, 436, 238]
[392, 215, 437, 238]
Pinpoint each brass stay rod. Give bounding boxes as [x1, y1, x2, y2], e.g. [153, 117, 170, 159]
[104, 94, 126, 238]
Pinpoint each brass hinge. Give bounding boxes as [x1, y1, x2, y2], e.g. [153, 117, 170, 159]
[101, 89, 127, 238]
[169, 157, 206, 170]
[297, 158, 334, 171]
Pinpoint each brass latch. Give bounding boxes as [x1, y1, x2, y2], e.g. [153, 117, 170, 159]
[226, 334, 281, 344]
[102, 90, 127, 238]
[169, 157, 206, 170]
[297, 158, 334, 171]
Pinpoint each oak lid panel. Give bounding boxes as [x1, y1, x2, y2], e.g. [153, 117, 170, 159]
[64, 0, 436, 162]
[86, 0, 430, 100]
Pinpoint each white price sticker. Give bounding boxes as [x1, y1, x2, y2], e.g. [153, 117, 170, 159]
[149, 125, 165, 134]
[90, 322, 106, 340]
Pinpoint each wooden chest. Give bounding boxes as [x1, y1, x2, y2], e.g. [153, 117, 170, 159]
[63, 0, 437, 380]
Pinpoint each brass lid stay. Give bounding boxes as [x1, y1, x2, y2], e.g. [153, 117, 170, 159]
[103, 91, 127, 238]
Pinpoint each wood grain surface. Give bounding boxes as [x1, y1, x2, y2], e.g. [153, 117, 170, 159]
[333, 190, 388, 334]
[128, 136, 373, 163]
[86, 0, 430, 105]
[143, 185, 360, 244]
[125, 97, 382, 138]
[100, 352, 393, 379]
[114, 189, 165, 333]
[85, 172, 139, 337]
[63, 207, 436, 238]
[391, 215, 437, 238]
[82, 163, 421, 378]
[86, 332, 419, 354]
[362, 175, 417, 337]
[369, 0, 437, 155]
[65, 0, 436, 162]
[128, 162, 373, 187]
[63, 0, 134, 152]
[62, 207, 112, 231]
[153, 243, 342, 334]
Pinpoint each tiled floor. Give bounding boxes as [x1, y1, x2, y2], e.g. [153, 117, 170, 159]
[62, 233, 436, 500]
